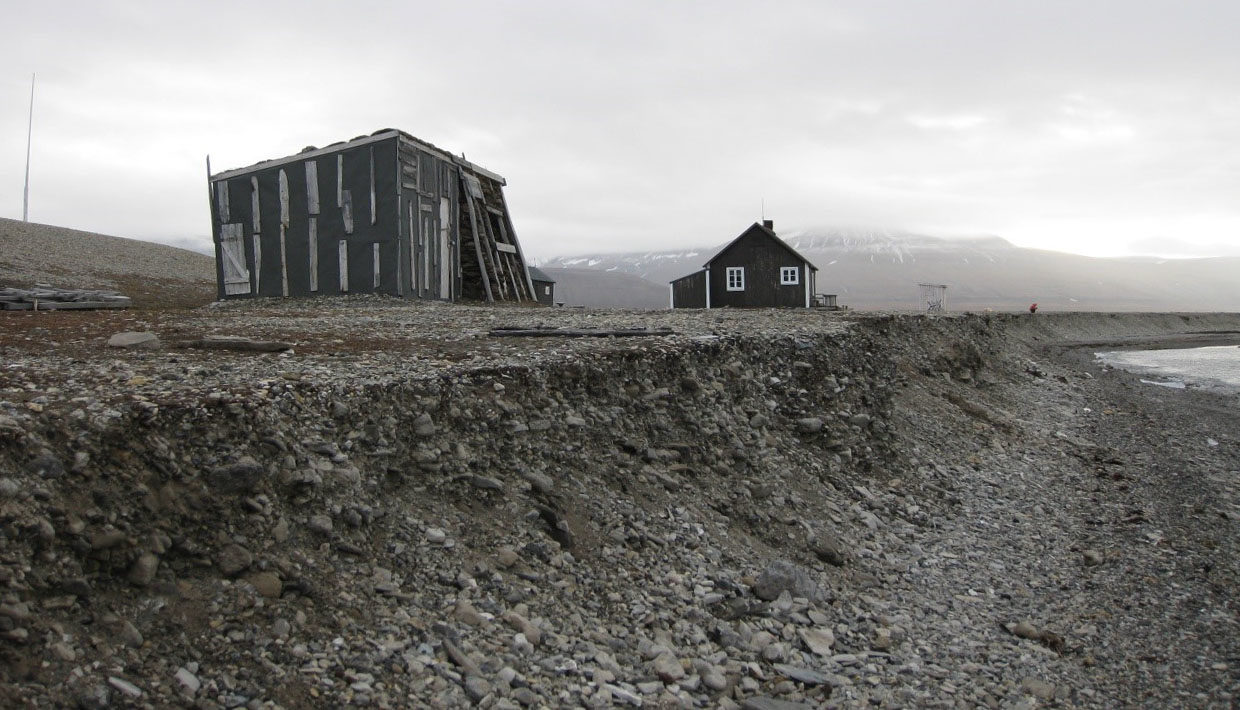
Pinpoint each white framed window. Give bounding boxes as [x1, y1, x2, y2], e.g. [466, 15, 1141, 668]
[726, 267, 745, 291]
[780, 266, 800, 285]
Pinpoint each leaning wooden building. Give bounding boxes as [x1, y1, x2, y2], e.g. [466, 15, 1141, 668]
[208, 129, 537, 302]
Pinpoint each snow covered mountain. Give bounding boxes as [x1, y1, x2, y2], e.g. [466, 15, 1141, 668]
[540, 228, 1240, 311]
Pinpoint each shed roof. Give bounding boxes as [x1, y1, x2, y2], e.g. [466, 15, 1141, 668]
[209, 128, 505, 184]
[527, 266, 555, 283]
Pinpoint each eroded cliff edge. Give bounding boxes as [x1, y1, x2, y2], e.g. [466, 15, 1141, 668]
[1, 306, 1237, 708]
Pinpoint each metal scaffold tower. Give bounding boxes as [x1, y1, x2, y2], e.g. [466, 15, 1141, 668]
[918, 283, 948, 312]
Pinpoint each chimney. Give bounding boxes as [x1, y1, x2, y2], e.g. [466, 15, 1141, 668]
[762, 219, 774, 231]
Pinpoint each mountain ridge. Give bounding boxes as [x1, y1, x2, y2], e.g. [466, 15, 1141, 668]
[539, 228, 1240, 311]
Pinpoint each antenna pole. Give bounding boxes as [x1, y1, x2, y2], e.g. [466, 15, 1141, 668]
[23, 73, 35, 222]
[761, 197, 765, 221]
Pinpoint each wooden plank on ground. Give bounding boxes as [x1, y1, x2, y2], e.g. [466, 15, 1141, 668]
[489, 327, 675, 338]
[176, 337, 293, 352]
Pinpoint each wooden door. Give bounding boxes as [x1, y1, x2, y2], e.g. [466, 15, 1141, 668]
[220, 224, 251, 295]
[438, 197, 452, 299]
[419, 200, 435, 297]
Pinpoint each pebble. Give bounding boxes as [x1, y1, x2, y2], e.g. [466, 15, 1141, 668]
[798, 627, 835, 656]
[174, 667, 201, 695]
[127, 552, 160, 587]
[753, 560, 819, 601]
[604, 683, 643, 706]
[107, 676, 143, 698]
[215, 544, 253, 576]
[652, 652, 685, 682]
[307, 514, 334, 535]
[1021, 677, 1057, 699]
[50, 642, 75, 661]
[464, 675, 490, 701]
[742, 697, 812, 710]
[246, 571, 283, 598]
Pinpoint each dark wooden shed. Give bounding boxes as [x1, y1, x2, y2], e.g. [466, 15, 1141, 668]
[527, 266, 556, 306]
[669, 221, 817, 308]
[208, 129, 537, 303]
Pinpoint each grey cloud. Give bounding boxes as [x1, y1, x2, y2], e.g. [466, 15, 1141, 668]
[1, 1, 1237, 260]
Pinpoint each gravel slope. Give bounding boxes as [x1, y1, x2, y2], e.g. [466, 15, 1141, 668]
[0, 218, 214, 308]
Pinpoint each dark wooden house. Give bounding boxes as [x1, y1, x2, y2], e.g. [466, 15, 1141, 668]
[527, 266, 556, 306]
[208, 128, 537, 303]
[669, 221, 818, 308]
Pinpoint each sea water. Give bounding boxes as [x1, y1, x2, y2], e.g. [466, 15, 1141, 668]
[1095, 345, 1240, 392]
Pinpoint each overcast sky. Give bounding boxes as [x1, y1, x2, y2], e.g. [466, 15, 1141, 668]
[2, 1, 1237, 260]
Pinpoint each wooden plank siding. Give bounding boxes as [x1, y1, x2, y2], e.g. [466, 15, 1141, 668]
[670, 269, 707, 309]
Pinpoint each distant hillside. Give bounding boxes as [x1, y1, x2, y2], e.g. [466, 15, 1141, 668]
[0, 218, 215, 308]
[543, 228, 1240, 311]
[538, 267, 668, 308]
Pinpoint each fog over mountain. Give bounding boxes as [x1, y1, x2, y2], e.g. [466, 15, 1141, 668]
[540, 228, 1240, 311]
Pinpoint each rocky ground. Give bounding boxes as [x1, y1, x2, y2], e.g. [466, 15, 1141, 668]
[0, 300, 1237, 709]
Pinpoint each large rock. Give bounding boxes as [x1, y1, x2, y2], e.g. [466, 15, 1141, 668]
[795, 417, 824, 434]
[502, 611, 541, 645]
[773, 663, 834, 686]
[652, 652, 685, 682]
[246, 572, 283, 598]
[798, 627, 835, 656]
[206, 457, 264, 494]
[107, 332, 160, 349]
[753, 560, 819, 601]
[809, 531, 848, 566]
[127, 553, 159, 587]
[27, 453, 65, 479]
[413, 413, 435, 436]
[216, 544, 253, 577]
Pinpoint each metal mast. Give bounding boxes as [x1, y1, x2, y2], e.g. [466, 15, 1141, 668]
[23, 74, 35, 222]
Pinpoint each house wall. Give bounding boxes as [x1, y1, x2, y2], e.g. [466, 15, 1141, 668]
[670, 270, 707, 308]
[707, 227, 809, 308]
[532, 279, 555, 306]
[212, 136, 403, 300]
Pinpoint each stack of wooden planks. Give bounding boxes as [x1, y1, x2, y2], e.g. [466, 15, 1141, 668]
[459, 170, 536, 303]
[0, 285, 132, 311]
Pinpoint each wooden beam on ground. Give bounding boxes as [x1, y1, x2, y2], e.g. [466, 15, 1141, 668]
[489, 327, 675, 338]
[176, 337, 293, 352]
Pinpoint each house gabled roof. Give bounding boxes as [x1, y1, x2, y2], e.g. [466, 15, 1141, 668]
[702, 222, 818, 271]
